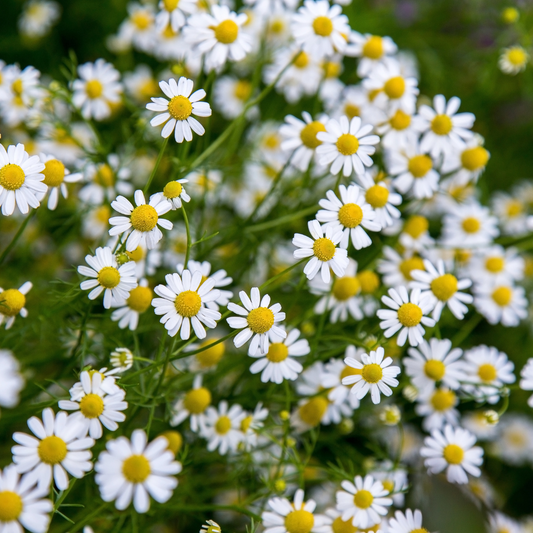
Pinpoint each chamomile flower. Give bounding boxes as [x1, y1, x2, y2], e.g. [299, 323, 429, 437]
[18, 0, 61, 39]
[440, 137, 490, 186]
[171, 375, 212, 431]
[12, 408, 94, 491]
[213, 76, 255, 119]
[416, 387, 459, 431]
[399, 215, 435, 253]
[499, 45, 529, 75]
[420, 424, 483, 484]
[377, 247, 425, 288]
[347, 33, 398, 77]
[387, 509, 427, 533]
[316, 184, 381, 250]
[370, 462, 408, 506]
[342, 346, 401, 404]
[492, 192, 528, 236]
[316, 116, 380, 177]
[262, 489, 326, 533]
[491, 414, 533, 465]
[200, 401, 245, 455]
[58, 370, 128, 439]
[152, 269, 221, 339]
[377, 286, 435, 347]
[404, 338, 464, 393]
[466, 246, 524, 285]
[0, 464, 53, 533]
[239, 403, 269, 451]
[249, 328, 308, 384]
[123, 64, 160, 104]
[200, 520, 221, 533]
[335, 474, 392, 528]
[110, 347, 134, 372]
[488, 513, 522, 533]
[146, 77, 211, 142]
[473, 282, 527, 327]
[155, 0, 197, 32]
[0, 143, 45, 216]
[152, 179, 190, 210]
[72, 59, 122, 121]
[0, 281, 32, 330]
[111, 278, 153, 331]
[376, 107, 425, 150]
[293, 220, 349, 283]
[78, 247, 138, 309]
[94, 429, 181, 513]
[227, 287, 286, 355]
[0, 350, 25, 408]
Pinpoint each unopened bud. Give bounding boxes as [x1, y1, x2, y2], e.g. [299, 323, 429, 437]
[280, 410, 290, 421]
[484, 410, 499, 426]
[274, 479, 286, 493]
[116, 252, 130, 265]
[339, 418, 354, 434]
[403, 385, 418, 402]
[379, 405, 401, 426]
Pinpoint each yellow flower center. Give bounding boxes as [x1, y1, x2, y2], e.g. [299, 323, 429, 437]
[240, 415, 254, 432]
[362, 363, 383, 383]
[365, 184, 389, 208]
[443, 444, 464, 465]
[11, 79, 23, 96]
[424, 359, 446, 381]
[478, 363, 497, 383]
[299, 397, 328, 426]
[323, 60, 341, 78]
[461, 217, 481, 234]
[0, 164, 25, 191]
[285, 509, 315, 533]
[507, 47, 527, 66]
[122, 455, 151, 483]
[234, 79, 252, 101]
[397, 302, 423, 327]
[79, 393, 105, 419]
[403, 215, 428, 238]
[312, 16, 333, 37]
[430, 389, 456, 411]
[340, 365, 362, 386]
[126, 246, 144, 262]
[300, 121, 326, 149]
[183, 387, 211, 414]
[163, 0, 180, 10]
[86, 79, 103, 99]
[431, 114, 453, 135]
[168, 95, 193, 120]
[263, 134, 280, 150]
[485, 257, 504, 273]
[338, 203, 363, 228]
[336, 133, 359, 156]
[214, 19, 239, 44]
[411, 529, 429, 533]
[38, 435, 68, 465]
[357, 270, 380, 294]
[0, 491, 23, 522]
[43, 159, 65, 187]
[139, 78, 159, 101]
[196, 339, 225, 368]
[95, 164, 114, 187]
[269, 18, 285, 34]
[97, 266, 121, 289]
[127, 286, 153, 313]
[399, 257, 425, 281]
[502, 7, 519, 23]
[331, 517, 358, 533]
[492, 286, 512, 306]
[163, 181, 183, 199]
[215, 415, 232, 435]
[0, 289, 26, 317]
[294, 51, 310, 69]
[506, 200, 523, 217]
[130, 204, 158, 232]
[362, 35, 384, 59]
[353, 489, 374, 509]
[383, 76, 406, 99]
[266, 342, 289, 362]
[132, 11, 152, 29]
[247, 307, 275, 334]
[430, 273, 458, 301]
[389, 109, 411, 130]
[332, 276, 360, 301]
[408, 154, 432, 178]
[461, 146, 489, 171]
[381, 479, 394, 493]
[313, 237, 336, 262]
[174, 290, 202, 317]
[344, 103, 360, 119]
[160, 430, 182, 454]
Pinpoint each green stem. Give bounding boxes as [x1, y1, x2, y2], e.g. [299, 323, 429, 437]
[182, 203, 192, 268]
[245, 205, 317, 234]
[144, 136, 169, 195]
[0, 212, 34, 265]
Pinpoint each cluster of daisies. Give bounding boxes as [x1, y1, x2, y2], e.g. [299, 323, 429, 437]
[2, 0, 533, 532]
[498, 7, 530, 76]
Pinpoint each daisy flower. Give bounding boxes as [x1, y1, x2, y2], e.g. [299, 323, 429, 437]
[491, 414, 533, 466]
[262, 489, 326, 533]
[78, 246, 137, 309]
[171, 375, 212, 431]
[377, 247, 425, 288]
[418, 94, 475, 157]
[94, 429, 181, 513]
[58, 370, 128, 439]
[0, 349, 25, 408]
[123, 64, 159, 104]
[0, 143, 45, 216]
[316, 184, 381, 250]
[18, 0, 61, 38]
[146, 77, 212, 142]
[342, 346, 401, 404]
[213, 76, 255, 120]
[370, 462, 408, 507]
[399, 215, 435, 253]
[72, 59, 122, 121]
[292, 220, 349, 283]
[152, 269, 222, 340]
[110, 347, 134, 373]
[520, 358, 533, 408]
[462, 411, 499, 441]
[462, 345, 515, 404]
[420, 424, 483, 484]
[376, 107, 425, 151]
[109, 190, 173, 252]
[473, 282, 527, 327]
[0, 281, 32, 330]
[492, 192, 528, 236]
[239, 403, 269, 451]
[0, 464, 53, 533]
[466, 245, 524, 285]
[387, 509, 428, 533]
[37, 153, 82, 210]
[335, 474, 392, 528]
[410, 259, 473, 320]
[199, 401, 245, 455]
[249, 327, 309, 384]
[151, 179, 190, 210]
[416, 387, 459, 431]
[155, 0, 197, 32]
[404, 338, 464, 393]
[377, 286, 436, 347]
[111, 278, 153, 331]
[346, 33, 398, 77]
[316, 116, 380, 177]
[12, 408, 94, 491]
[115, 3, 156, 53]
[488, 513, 522, 533]
[499, 45, 529, 75]
[227, 287, 286, 355]
[200, 520, 221, 533]
[183, 6, 253, 72]
[440, 137, 490, 186]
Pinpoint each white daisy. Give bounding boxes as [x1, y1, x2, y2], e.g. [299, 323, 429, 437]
[152, 269, 222, 339]
[151, 179, 190, 210]
[316, 184, 382, 250]
[335, 474, 392, 528]
[18, 0, 61, 38]
[72, 59, 122, 121]
[115, 3, 156, 53]
[200, 520, 221, 533]
[0, 281, 32, 330]
[171, 375, 212, 431]
[370, 462, 408, 507]
[110, 347, 134, 373]
[465, 245, 524, 285]
[111, 278, 153, 331]
[399, 215, 435, 253]
[155, 0, 197, 32]
[491, 414, 533, 465]
[520, 358, 533, 408]
[316, 116, 380, 177]
[199, 401, 245, 455]
[375, 107, 425, 151]
[377, 286, 436, 347]
[499, 45, 529, 75]
[346, 33, 398, 77]
[123, 64, 159, 104]
[416, 387, 459, 431]
[249, 327, 309, 384]
[440, 137, 490, 186]
[0, 143, 45, 216]
[377, 246, 425, 288]
[94, 429, 181, 513]
[227, 287, 286, 355]
[213, 76, 255, 120]
[37, 153, 82, 210]
[462, 411, 499, 441]
[239, 403, 269, 451]
[12, 408, 94, 491]
[146, 77, 211, 142]
[387, 509, 427, 533]
[420, 424, 483, 484]
[342, 346, 401, 404]
[0, 350, 25, 408]
[488, 512, 522, 533]
[292, 219, 349, 283]
[473, 282, 527, 327]
[78, 247, 138, 309]
[492, 192, 529, 236]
